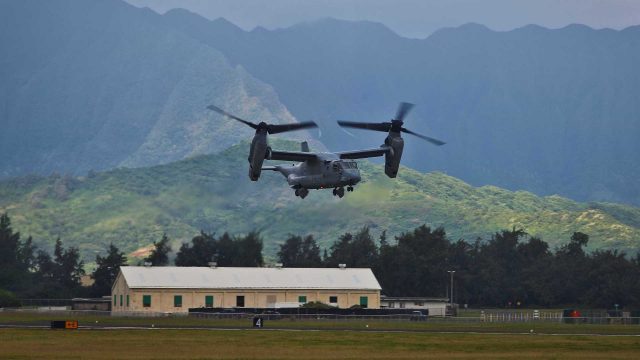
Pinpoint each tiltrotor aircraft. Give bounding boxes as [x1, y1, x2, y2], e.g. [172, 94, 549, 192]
[207, 103, 445, 199]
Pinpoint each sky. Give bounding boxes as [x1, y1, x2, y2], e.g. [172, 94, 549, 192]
[125, 0, 640, 39]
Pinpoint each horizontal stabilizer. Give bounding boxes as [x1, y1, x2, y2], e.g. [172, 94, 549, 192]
[338, 147, 390, 159]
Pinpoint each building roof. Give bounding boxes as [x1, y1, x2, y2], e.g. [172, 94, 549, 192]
[119, 266, 381, 290]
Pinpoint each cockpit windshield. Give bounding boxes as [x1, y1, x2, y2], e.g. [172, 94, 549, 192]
[342, 161, 358, 169]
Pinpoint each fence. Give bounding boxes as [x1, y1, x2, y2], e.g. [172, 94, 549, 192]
[480, 310, 563, 322]
[3, 306, 640, 325]
[18, 299, 74, 308]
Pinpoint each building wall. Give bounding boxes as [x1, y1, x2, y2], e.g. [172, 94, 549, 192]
[111, 274, 380, 312]
[72, 301, 111, 311]
[380, 300, 447, 316]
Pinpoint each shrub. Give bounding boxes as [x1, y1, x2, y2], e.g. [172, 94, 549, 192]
[0, 289, 20, 308]
[300, 301, 336, 309]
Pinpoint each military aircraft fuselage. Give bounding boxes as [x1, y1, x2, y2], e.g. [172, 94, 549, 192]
[270, 154, 361, 190]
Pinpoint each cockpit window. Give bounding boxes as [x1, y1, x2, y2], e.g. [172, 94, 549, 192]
[342, 162, 357, 169]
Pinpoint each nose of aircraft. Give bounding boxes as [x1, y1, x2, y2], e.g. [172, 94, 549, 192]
[346, 170, 361, 184]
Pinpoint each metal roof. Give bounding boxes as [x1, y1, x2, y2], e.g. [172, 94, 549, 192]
[119, 266, 382, 290]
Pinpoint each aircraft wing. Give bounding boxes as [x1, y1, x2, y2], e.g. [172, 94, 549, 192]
[269, 150, 318, 162]
[337, 146, 390, 159]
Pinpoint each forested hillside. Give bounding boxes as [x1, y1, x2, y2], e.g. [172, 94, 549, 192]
[1, 140, 639, 261]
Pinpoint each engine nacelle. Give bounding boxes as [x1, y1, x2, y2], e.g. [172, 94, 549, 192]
[248, 131, 269, 181]
[384, 134, 404, 178]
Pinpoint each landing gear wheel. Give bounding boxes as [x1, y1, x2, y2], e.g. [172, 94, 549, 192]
[347, 186, 354, 192]
[295, 189, 300, 197]
[332, 188, 337, 196]
[337, 187, 345, 198]
[299, 188, 309, 199]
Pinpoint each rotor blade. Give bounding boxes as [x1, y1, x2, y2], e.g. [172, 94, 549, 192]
[401, 127, 446, 146]
[395, 102, 414, 121]
[337, 121, 391, 132]
[267, 121, 318, 134]
[207, 105, 258, 129]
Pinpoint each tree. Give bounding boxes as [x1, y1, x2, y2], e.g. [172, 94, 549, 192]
[91, 243, 127, 296]
[582, 250, 640, 308]
[175, 231, 217, 266]
[325, 227, 378, 268]
[277, 235, 322, 267]
[0, 213, 37, 292]
[517, 237, 555, 306]
[35, 250, 55, 281]
[0, 213, 21, 269]
[52, 238, 85, 295]
[216, 233, 236, 266]
[552, 232, 591, 305]
[145, 233, 171, 266]
[233, 231, 264, 267]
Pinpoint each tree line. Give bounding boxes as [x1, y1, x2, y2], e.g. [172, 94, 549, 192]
[2, 212, 640, 308]
[275, 226, 640, 309]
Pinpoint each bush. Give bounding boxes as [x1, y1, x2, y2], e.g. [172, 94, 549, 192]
[0, 289, 20, 308]
[300, 301, 336, 309]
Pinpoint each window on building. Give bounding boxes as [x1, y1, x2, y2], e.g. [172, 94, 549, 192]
[236, 295, 245, 307]
[360, 296, 368, 308]
[174, 295, 182, 307]
[113, 295, 117, 306]
[143, 295, 151, 308]
[120, 295, 123, 307]
[205, 295, 214, 308]
[298, 296, 307, 303]
[414, 301, 424, 306]
[389, 302, 395, 308]
[329, 296, 338, 304]
[126, 295, 129, 307]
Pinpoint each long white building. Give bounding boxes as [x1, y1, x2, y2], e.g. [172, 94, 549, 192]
[111, 266, 382, 313]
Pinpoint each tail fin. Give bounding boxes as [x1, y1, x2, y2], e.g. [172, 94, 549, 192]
[301, 141, 310, 152]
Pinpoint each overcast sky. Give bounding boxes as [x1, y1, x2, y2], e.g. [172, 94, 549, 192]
[125, 0, 640, 38]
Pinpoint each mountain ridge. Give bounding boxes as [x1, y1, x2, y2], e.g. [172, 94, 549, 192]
[157, 10, 640, 206]
[0, 0, 304, 177]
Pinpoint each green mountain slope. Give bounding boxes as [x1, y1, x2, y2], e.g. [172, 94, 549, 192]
[1, 141, 639, 261]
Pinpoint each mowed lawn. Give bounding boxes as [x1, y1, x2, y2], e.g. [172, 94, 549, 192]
[1, 328, 640, 359]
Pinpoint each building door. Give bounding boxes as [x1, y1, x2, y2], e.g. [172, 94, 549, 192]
[360, 296, 368, 308]
[236, 295, 245, 307]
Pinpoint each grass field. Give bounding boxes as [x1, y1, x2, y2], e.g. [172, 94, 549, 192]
[2, 312, 640, 359]
[1, 328, 640, 359]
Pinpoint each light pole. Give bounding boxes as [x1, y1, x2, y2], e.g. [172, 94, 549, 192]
[447, 270, 455, 307]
